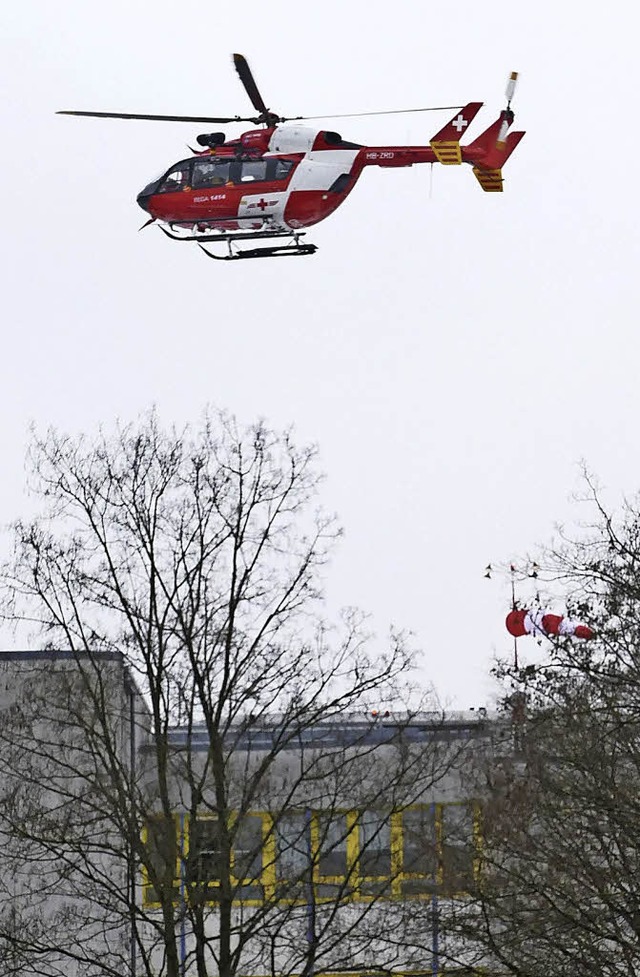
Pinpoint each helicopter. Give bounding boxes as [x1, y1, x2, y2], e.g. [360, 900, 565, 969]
[57, 55, 524, 261]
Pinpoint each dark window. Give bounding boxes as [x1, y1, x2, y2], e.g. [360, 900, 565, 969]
[441, 803, 475, 893]
[144, 816, 178, 902]
[192, 159, 232, 188]
[189, 817, 222, 884]
[401, 806, 436, 896]
[187, 816, 264, 902]
[317, 813, 348, 877]
[359, 810, 391, 877]
[158, 163, 192, 193]
[276, 813, 311, 881]
[403, 806, 436, 876]
[233, 816, 263, 882]
[328, 173, 351, 194]
[273, 159, 294, 181]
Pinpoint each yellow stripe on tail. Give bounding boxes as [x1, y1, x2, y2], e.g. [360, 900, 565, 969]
[473, 167, 503, 192]
[430, 140, 462, 165]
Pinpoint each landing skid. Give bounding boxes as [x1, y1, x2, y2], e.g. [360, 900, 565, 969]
[199, 241, 317, 260]
[159, 225, 317, 261]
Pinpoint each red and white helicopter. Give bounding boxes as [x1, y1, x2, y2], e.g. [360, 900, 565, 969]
[58, 55, 524, 261]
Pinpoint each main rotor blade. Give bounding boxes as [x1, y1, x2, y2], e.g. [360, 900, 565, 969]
[57, 102, 467, 126]
[233, 53, 270, 116]
[289, 104, 464, 121]
[56, 110, 260, 124]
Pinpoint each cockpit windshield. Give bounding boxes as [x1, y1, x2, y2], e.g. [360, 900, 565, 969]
[158, 163, 192, 193]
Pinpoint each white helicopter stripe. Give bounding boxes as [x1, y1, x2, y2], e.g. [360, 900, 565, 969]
[288, 150, 359, 192]
[237, 148, 359, 229]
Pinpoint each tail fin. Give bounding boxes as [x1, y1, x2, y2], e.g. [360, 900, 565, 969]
[429, 102, 483, 164]
[464, 110, 524, 163]
[463, 115, 525, 192]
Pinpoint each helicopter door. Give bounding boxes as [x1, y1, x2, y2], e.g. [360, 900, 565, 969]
[187, 159, 238, 220]
[234, 159, 294, 225]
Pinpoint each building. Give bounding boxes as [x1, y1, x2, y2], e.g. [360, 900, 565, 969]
[0, 650, 500, 977]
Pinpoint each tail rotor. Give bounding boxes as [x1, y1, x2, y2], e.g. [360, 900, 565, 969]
[497, 71, 518, 147]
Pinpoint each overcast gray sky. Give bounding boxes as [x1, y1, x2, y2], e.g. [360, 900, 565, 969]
[1, 0, 637, 708]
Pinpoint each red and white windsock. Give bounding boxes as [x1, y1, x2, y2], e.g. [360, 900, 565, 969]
[506, 608, 594, 641]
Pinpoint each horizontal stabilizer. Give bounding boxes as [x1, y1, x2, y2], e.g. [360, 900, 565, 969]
[473, 167, 503, 192]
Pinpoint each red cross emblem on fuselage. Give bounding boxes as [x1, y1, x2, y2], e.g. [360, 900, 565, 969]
[257, 198, 269, 211]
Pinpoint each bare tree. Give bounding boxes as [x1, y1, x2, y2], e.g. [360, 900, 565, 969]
[448, 473, 640, 977]
[0, 411, 463, 977]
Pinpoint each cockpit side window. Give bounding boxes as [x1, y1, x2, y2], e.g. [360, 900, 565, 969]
[236, 160, 268, 183]
[272, 160, 294, 181]
[158, 162, 192, 193]
[229, 159, 295, 184]
[192, 159, 232, 188]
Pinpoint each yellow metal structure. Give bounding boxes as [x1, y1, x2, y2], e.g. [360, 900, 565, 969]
[473, 167, 503, 192]
[430, 140, 462, 165]
[141, 801, 481, 909]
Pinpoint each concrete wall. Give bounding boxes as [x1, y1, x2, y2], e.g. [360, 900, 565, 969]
[0, 651, 496, 977]
[0, 651, 145, 977]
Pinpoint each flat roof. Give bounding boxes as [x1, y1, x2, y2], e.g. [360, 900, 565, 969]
[166, 715, 493, 752]
[0, 652, 497, 752]
[0, 649, 125, 662]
